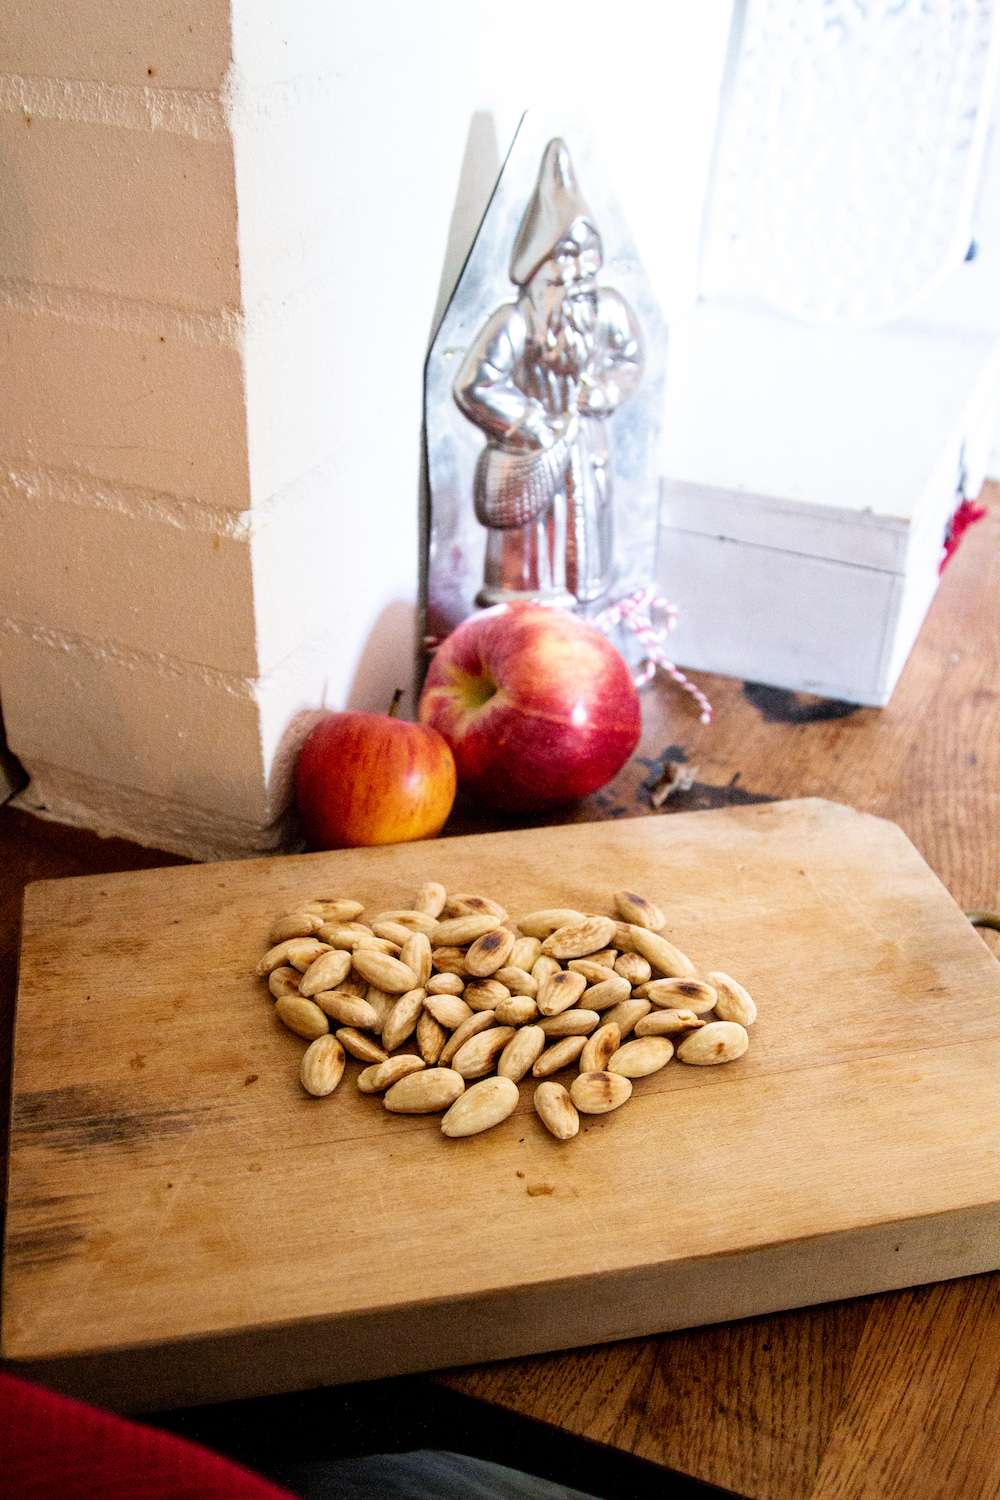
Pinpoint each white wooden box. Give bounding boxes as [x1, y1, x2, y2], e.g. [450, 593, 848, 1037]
[657, 303, 1000, 705]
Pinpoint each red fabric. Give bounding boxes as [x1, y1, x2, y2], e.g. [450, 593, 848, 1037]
[0, 1371, 296, 1500]
[939, 496, 988, 573]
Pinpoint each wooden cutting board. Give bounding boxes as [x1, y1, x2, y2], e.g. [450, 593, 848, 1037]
[4, 798, 1000, 1413]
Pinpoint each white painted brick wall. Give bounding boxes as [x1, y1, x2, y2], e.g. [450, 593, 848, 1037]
[0, 1, 734, 858]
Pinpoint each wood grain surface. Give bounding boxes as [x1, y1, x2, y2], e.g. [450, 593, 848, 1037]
[0, 495, 998, 1496]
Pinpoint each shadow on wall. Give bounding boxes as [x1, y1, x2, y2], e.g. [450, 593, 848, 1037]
[264, 600, 419, 841]
[428, 111, 503, 343]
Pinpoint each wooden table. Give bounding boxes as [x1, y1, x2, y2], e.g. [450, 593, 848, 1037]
[2, 492, 999, 1499]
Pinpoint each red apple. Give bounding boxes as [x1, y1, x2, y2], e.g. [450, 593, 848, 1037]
[295, 708, 456, 850]
[418, 604, 641, 813]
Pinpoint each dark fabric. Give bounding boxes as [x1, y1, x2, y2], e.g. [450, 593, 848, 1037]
[268, 1449, 602, 1500]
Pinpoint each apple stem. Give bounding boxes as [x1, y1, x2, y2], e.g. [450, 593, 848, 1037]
[388, 688, 404, 718]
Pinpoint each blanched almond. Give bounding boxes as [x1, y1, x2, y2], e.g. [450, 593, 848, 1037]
[677, 1021, 749, 1065]
[298, 948, 352, 996]
[384, 1067, 464, 1113]
[610, 921, 642, 953]
[533, 1081, 579, 1140]
[318, 922, 375, 948]
[312, 899, 364, 923]
[351, 950, 419, 993]
[426, 971, 466, 996]
[451, 1026, 517, 1079]
[536, 969, 588, 1016]
[282, 900, 326, 918]
[708, 972, 757, 1026]
[567, 959, 618, 984]
[357, 1054, 426, 1093]
[608, 1037, 674, 1077]
[614, 953, 652, 986]
[372, 920, 416, 947]
[374, 909, 440, 935]
[300, 1034, 345, 1096]
[382, 988, 427, 1051]
[540, 916, 617, 960]
[509, 936, 542, 972]
[494, 966, 538, 998]
[399, 932, 433, 988]
[338, 973, 369, 999]
[352, 935, 401, 957]
[257, 937, 331, 976]
[433, 913, 499, 946]
[439, 1010, 497, 1066]
[634, 1009, 705, 1036]
[571, 1071, 632, 1113]
[581, 975, 632, 1011]
[269, 911, 324, 944]
[494, 996, 539, 1027]
[613, 890, 666, 931]
[644, 978, 717, 1013]
[416, 1010, 447, 1064]
[465, 927, 516, 976]
[267, 966, 301, 999]
[275, 994, 329, 1039]
[312, 990, 380, 1029]
[579, 1022, 621, 1073]
[412, 881, 447, 918]
[538, 1009, 600, 1037]
[464, 978, 511, 1011]
[497, 1025, 546, 1082]
[532, 1035, 587, 1077]
[441, 1076, 519, 1137]
[423, 993, 474, 1029]
[599, 998, 651, 1039]
[590, 948, 619, 968]
[531, 954, 563, 984]
[445, 893, 509, 923]
[629, 930, 698, 980]
[336, 1027, 388, 1064]
[364, 986, 395, 1035]
[518, 909, 586, 938]
[431, 946, 469, 976]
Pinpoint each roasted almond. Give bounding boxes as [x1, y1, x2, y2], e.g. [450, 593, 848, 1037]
[441, 1076, 519, 1137]
[300, 1034, 345, 1096]
[426, 971, 466, 996]
[644, 978, 717, 1013]
[677, 1021, 749, 1066]
[532, 1035, 587, 1077]
[351, 950, 419, 994]
[298, 948, 353, 996]
[538, 1009, 600, 1038]
[399, 932, 433, 988]
[431, 946, 470, 977]
[464, 978, 511, 1011]
[634, 1009, 705, 1036]
[579, 1021, 621, 1073]
[451, 1025, 517, 1079]
[509, 936, 543, 972]
[445, 893, 509, 923]
[423, 993, 474, 1029]
[382, 988, 427, 1051]
[257, 937, 332, 976]
[416, 1010, 447, 1064]
[364, 986, 395, 1035]
[608, 1037, 674, 1078]
[412, 881, 448, 917]
[275, 994, 330, 1039]
[433, 913, 500, 946]
[384, 1067, 465, 1113]
[590, 948, 619, 968]
[583, 975, 633, 1011]
[336, 1027, 388, 1064]
[494, 966, 538, 999]
[518, 909, 587, 939]
[338, 973, 369, 1000]
[533, 1081, 579, 1140]
[708, 971, 757, 1026]
[311, 899, 365, 923]
[497, 1025, 546, 1082]
[614, 953, 652, 986]
[352, 935, 401, 957]
[465, 927, 516, 977]
[540, 916, 617, 960]
[267, 965, 301, 999]
[531, 954, 563, 984]
[318, 922, 375, 948]
[373, 909, 440, 935]
[571, 1071, 632, 1114]
[281, 900, 326, 918]
[269, 911, 324, 944]
[613, 890, 666, 931]
[312, 990, 380, 1029]
[599, 998, 651, 1039]
[357, 1054, 426, 1093]
[629, 930, 698, 980]
[536, 969, 588, 1016]
[371, 921, 417, 947]
[610, 921, 642, 953]
[439, 1010, 497, 1066]
[494, 996, 539, 1027]
[567, 959, 618, 984]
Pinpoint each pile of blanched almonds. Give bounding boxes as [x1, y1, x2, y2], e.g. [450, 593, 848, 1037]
[255, 884, 757, 1140]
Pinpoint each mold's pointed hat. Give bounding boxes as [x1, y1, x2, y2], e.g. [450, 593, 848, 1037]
[509, 137, 602, 286]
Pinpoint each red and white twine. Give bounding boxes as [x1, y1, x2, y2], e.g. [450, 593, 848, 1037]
[592, 587, 713, 724]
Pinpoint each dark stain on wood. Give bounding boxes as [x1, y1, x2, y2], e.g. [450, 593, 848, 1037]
[5, 1194, 87, 1270]
[11, 1085, 211, 1153]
